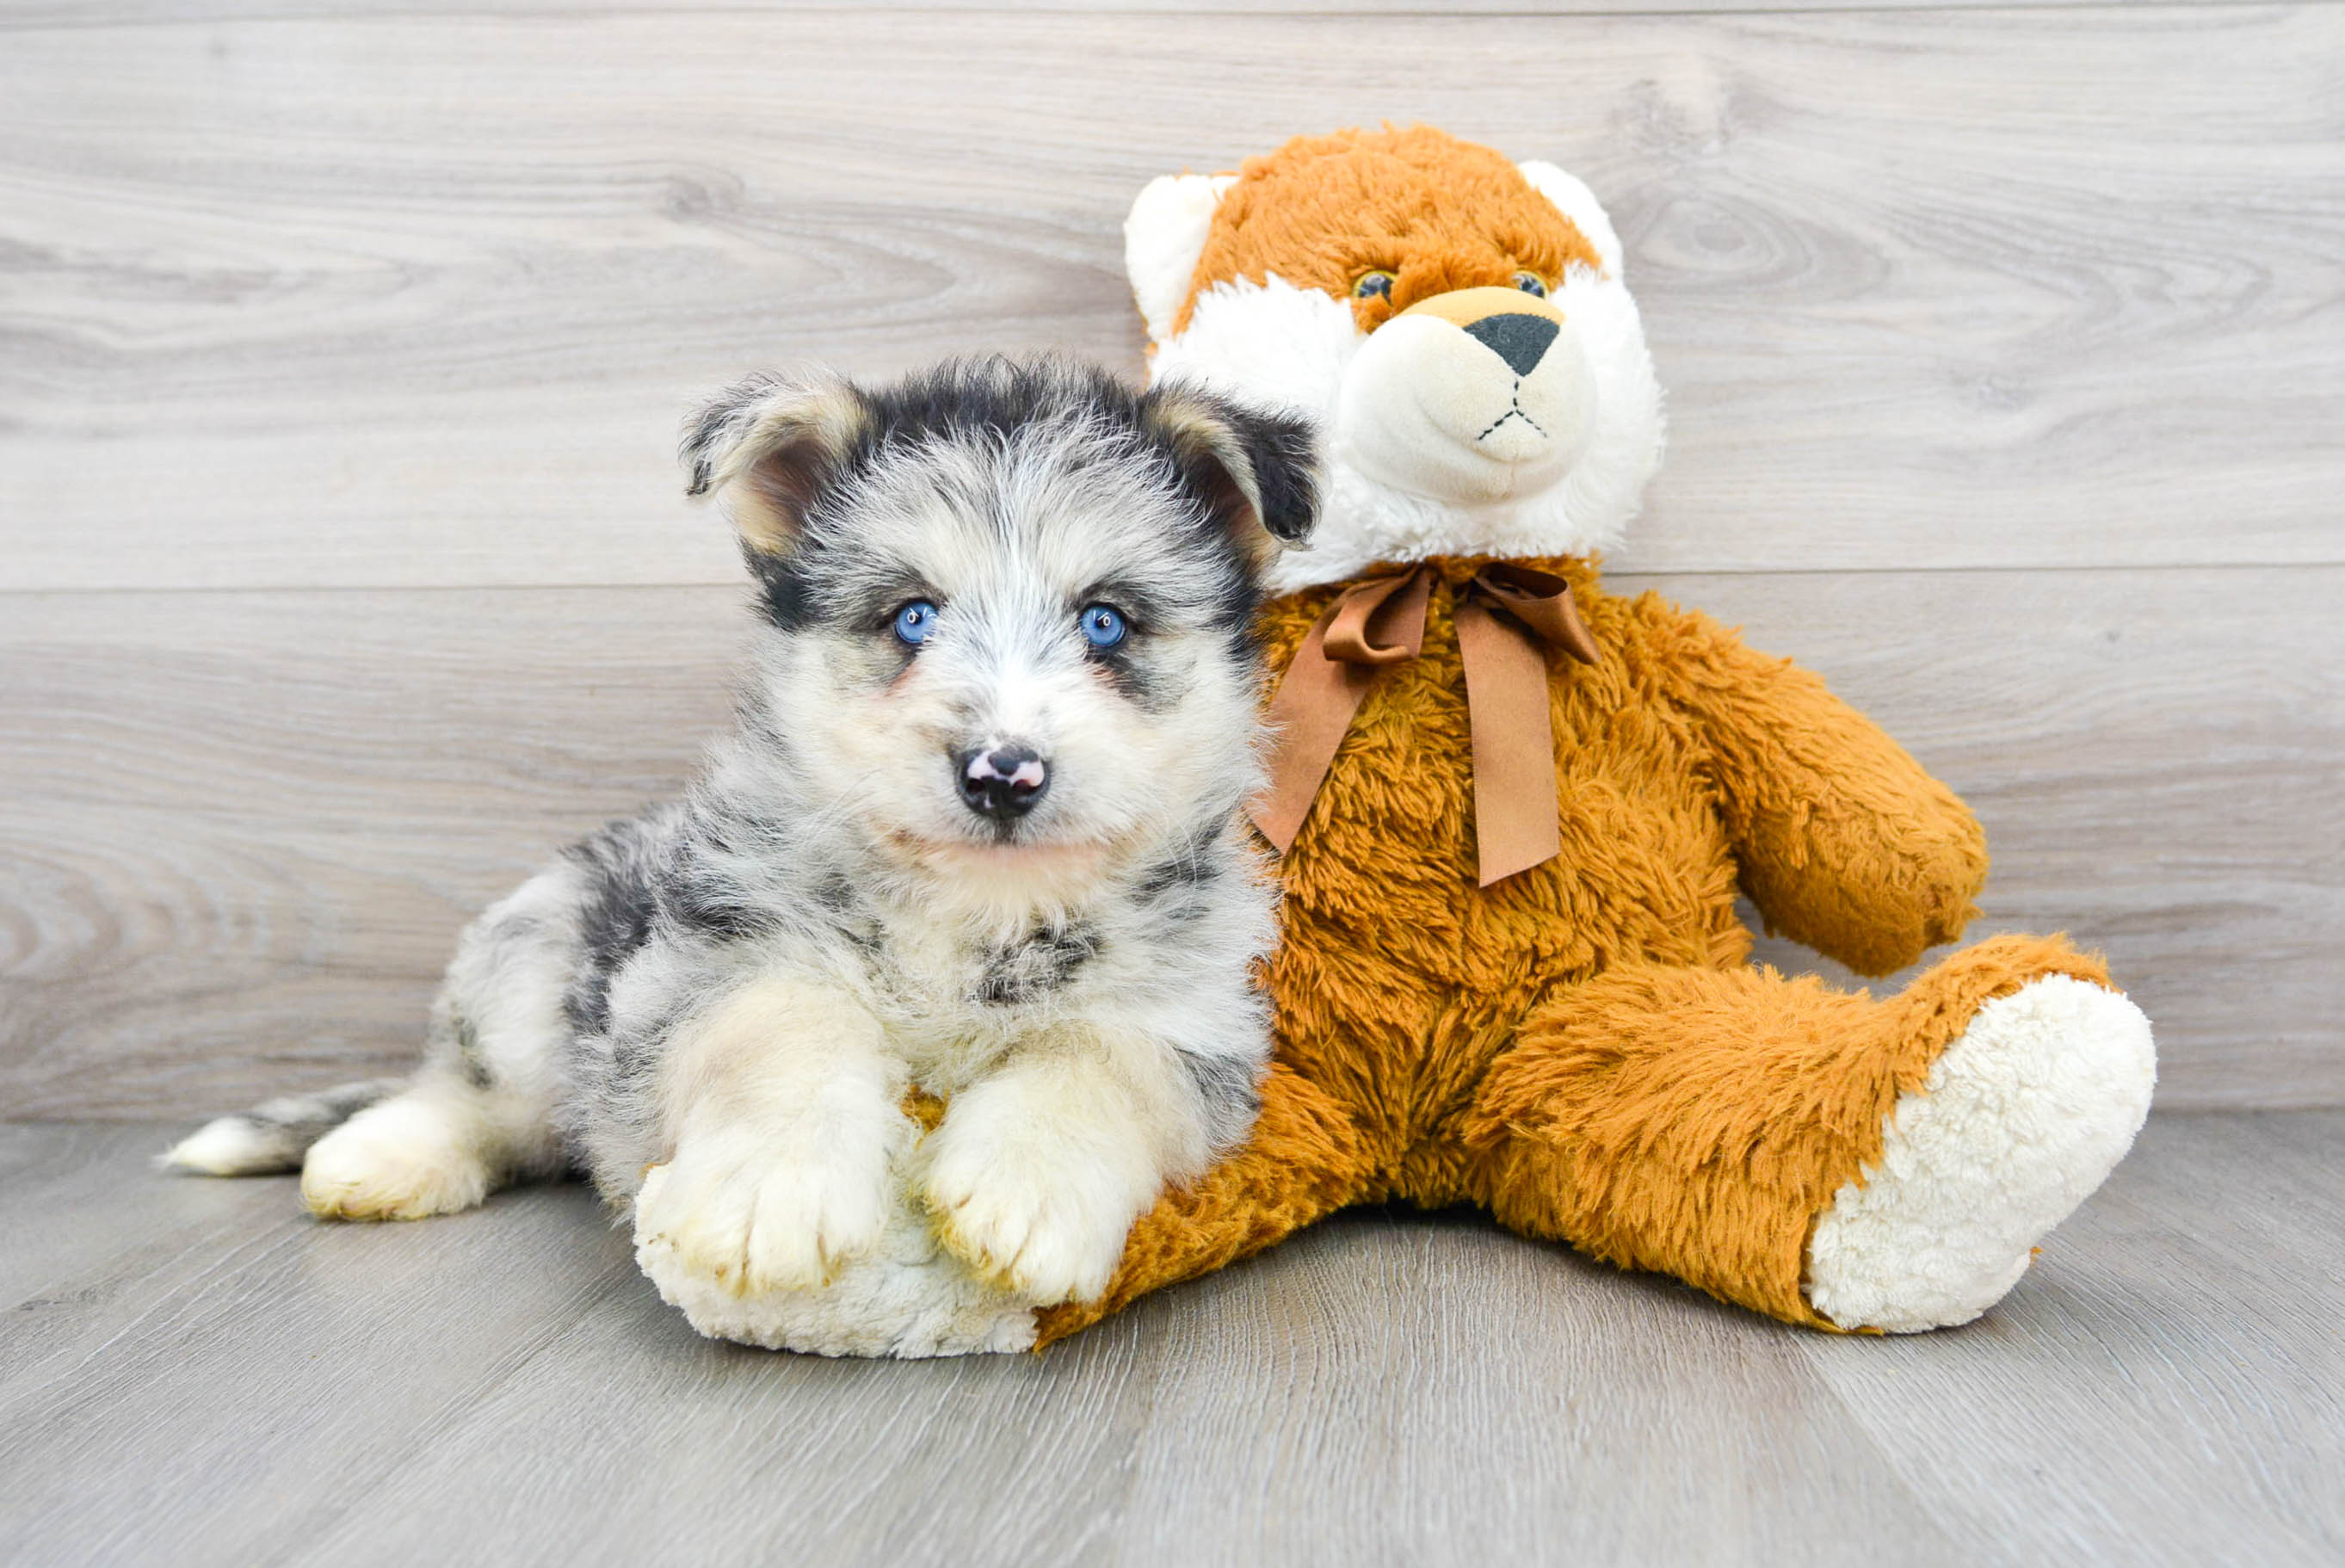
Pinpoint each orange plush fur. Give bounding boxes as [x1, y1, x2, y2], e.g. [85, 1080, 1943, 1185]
[1176, 126, 1604, 336]
[1037, 131, 2120, 1343]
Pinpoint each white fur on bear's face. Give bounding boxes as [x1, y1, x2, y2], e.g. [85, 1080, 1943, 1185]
[1151, 269, 1664, 595]
[1336, 311, 1598, 505]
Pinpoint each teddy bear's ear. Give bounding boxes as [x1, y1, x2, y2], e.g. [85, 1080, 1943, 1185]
[681, 368, 873, 556]
[1125, 172, 1239, 349]
[1141, 381, 1320, 568]
[1515, 161, 1626, 280]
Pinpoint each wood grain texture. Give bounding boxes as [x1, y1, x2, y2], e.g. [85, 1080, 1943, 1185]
[0, 1114, 2338, 1566]
[3, 565, 2335, 1119]
[0, 586, 745, 1118]
[2, 7, 2340, 588]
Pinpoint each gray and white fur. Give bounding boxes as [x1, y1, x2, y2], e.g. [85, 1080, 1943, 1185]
[165, 357, 1318, 1331]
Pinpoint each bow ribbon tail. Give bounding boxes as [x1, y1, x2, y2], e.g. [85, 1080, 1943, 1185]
[1250, 567, 1433, 853]
[1455, 596, 1562, 886]
[1459, 565, 1601, 884]
[1250, 609, 1379, 853]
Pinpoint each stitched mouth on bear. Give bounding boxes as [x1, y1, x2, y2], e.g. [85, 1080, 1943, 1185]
[1478, 392, 1549, 444]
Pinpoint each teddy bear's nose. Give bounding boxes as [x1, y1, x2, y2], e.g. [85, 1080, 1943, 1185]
[1462, 313, 1560, 379]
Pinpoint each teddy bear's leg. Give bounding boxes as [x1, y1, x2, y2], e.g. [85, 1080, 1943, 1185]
[1033, 1062, 1375, 1347]
[1459, 934, 2153, 1332]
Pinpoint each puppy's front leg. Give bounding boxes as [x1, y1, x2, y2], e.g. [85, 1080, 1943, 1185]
[922, 1030, 1212, 1306]
[633, 975, 906, 1296]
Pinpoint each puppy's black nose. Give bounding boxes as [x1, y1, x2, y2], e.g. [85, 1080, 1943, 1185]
[956, 745, 1050, 821]
[1462, 312, 1560, 378]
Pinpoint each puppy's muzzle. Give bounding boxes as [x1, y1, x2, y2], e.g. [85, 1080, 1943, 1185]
[957, 744, 1050, 821]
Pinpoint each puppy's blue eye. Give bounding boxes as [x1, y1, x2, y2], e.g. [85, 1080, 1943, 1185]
[1078, 603, 1127, 650]
[892, 601, 938, 645]
[1511, 271, 1549, 298]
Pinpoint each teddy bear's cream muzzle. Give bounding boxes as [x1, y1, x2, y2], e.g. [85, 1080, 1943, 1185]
[1335, 285, 1598, 506]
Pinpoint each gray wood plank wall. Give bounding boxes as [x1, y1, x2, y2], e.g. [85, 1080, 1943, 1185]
[3, 5, 2339, 1114]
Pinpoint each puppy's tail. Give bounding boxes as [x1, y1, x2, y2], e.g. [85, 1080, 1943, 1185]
[158, 1078, 406, 1176]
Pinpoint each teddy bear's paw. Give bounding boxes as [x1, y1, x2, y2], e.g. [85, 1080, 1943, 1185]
[1805, 974, 2155, 1333]
[633, 1124, 896, 1297]
[919, 1112, 1148, 1306]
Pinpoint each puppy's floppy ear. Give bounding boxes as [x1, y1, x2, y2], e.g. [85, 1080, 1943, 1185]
[1140, 382, 1320, 568]
[681, 368, 872, 554]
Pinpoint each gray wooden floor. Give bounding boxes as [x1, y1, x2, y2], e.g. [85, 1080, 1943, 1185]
[2, 1113, 2339, 1568]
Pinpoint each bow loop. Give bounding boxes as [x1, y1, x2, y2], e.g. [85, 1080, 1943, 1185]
[1250, 560, 1602, 887]
[1320, 565, 1433, 666]
[1468, 563, 1602, 668]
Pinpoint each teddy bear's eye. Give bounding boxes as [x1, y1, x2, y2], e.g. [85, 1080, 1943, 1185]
[1511, 271, 1550, 299]
[1352, 270, 1397, 301]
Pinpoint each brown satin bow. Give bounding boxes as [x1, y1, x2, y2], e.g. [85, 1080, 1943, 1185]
[1250, 561, 1601, 887]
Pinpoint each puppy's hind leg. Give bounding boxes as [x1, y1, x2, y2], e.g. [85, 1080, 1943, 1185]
[299, 1073, 523, 1221]
[299, 871, 582, 1222]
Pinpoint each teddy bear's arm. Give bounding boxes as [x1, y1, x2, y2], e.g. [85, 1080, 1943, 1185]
[1657, 600, 1989, 977]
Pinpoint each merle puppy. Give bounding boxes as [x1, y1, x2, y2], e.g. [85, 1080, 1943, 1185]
[168, 358, 1317, 1318]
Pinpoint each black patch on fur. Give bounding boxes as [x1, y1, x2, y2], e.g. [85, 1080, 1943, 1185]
[748, 548, 816, 633]
[1134, 827, 1223, 919]
[811, 871, 855, 912]
[804, 869, 883, 951]
[1086, 644, 1177, 713]
[976, 921, 1099, 1006]
[451, 1010, 494, 1090]
[846, 358, 1145, 457]
[562, 827, 660, 1037]
[662, 867, 778, 947]
[1175, 1046, 1263, 1132]
[1221, 404, 1321, 545]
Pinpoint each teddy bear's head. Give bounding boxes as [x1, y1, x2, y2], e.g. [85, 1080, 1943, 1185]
[1126, 126, 1663, 592]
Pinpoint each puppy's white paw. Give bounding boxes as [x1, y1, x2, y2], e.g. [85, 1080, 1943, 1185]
[638, 1183, 1045, 1358]
[635, 1128, 894, 1296]
[1806, 974, 2156, 1332]
[301, 1096, 492, 1221]
[920, 1114, 1151, 1306]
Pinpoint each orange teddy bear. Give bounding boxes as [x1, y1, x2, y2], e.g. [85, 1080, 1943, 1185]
[1033, 125, 2158, 1343]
